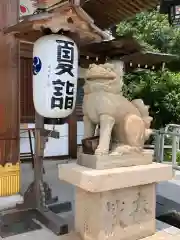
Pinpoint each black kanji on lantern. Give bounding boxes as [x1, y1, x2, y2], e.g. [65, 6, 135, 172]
[51, 97, 64, 109]
[51, 79, 64, 109]
[64, 81, 75, 110]
[52, 79, 65, 86]
[55, 40, 75, 77]
[52, 79, 65, 97]
[66, 81, 74, 95]
[64, 96, 74, 109]
[51, 79, 75, 110]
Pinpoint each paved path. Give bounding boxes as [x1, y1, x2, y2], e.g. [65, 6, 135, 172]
[156, 170, 180, 216]
[1, 220, 179, 240]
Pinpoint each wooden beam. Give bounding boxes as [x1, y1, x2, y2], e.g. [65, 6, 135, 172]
[0, 0, 20, 166]
[68, 111, 77, 159]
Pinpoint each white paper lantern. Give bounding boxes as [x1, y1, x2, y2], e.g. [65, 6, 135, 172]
[33, 34, 78, 118]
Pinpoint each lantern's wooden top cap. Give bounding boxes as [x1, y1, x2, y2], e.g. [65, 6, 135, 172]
[4, 2, 109, 45]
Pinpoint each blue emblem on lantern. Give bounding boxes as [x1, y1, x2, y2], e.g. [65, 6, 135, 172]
[33, 56, 42, 75]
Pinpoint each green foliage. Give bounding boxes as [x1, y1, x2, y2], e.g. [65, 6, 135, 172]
[177, 152, 180, 164]
[164, 150, 180, 165]
[117, 10, 180, 129]
[117, 10, 180, 54]
[123, 70, 180, 128]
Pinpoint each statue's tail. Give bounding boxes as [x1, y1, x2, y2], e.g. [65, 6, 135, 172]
[131, 99, 153, 140]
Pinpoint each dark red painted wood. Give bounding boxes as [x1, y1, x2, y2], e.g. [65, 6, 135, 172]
[0, 0, 19, 165]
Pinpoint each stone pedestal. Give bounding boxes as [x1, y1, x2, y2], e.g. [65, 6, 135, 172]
[59, 162, 172, 240]
[77, 150, 153, 169]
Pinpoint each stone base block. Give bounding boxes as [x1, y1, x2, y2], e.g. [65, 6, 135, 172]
[77, 150, 153, 169]
[58, 163, 173, 240]
[58, 163, 172, 192]
[75, 184, 155, 240]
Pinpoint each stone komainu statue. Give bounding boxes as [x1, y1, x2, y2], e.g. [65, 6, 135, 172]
[82, 63, 153, 155]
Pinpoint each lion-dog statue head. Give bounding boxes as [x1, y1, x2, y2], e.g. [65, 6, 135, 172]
[84, 63, 123, 95]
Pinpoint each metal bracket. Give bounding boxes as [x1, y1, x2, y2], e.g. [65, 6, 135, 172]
[40, 129, 60, 139]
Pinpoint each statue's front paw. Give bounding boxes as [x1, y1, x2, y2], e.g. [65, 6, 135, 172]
[95, 148, 109, 155]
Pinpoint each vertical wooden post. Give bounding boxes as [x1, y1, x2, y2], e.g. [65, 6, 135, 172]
[68, 111, 77, 159]
[34, 112, 45, 208]
[0, 0, 20, 196]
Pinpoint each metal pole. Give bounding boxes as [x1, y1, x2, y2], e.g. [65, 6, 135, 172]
[177, 128, 180, 151]
[154, 132, 161, 162]
[159, 131, 165, 163]
[172, 128, 177, 167]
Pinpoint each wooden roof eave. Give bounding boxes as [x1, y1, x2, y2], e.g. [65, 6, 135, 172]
[4, 3, 109, 45]
[23, 0, 159, 30]
[120, 51, 179, 65]
[81, 0, 159, 29]
[79, 36, 143, 59]
[122, 51, 179, 72]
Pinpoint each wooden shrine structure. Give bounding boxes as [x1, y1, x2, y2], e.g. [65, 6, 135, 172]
[0, 0, 176, 237]
[0, 0, 162, 175]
